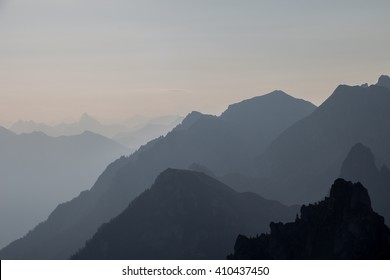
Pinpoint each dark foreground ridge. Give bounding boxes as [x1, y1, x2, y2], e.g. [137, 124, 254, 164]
[71, 168, 297, 260]
[229, 179, 390, 259]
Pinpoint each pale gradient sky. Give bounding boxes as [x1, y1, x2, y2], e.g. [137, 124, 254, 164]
[0, 0, 389, 125]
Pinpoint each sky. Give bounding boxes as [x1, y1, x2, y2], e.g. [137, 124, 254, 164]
[0, 0, 389, 125]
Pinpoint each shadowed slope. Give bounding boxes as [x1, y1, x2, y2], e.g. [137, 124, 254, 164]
[72, 169, 298, 260]
[255, 84, 390, 204]
[229, 179, 390, 259]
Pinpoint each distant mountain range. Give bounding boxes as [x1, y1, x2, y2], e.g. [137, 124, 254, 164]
[9, 114, 183, 151]
[0, 90, 314, 259]
[0, 128, 129, 249]
[10, 114, 128, 139]
[229, 179, 390, 259]
[1, 75, 389, 260]
[72, 169, 298, 260]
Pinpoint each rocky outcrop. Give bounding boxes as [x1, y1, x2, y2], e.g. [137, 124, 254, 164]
[229, 179, 390, 259]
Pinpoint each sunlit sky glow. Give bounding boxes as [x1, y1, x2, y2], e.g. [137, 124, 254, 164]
[0, 0, 389, 125]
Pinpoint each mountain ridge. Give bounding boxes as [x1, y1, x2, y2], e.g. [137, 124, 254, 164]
[254, 83, 390, 204]
[71, 169, 298, 260]
[0, 91, 314, 259]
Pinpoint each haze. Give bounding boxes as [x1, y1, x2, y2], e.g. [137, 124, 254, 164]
[1, 0, 389, 124]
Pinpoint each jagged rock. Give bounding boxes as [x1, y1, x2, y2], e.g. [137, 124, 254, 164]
[229, 179, 390, 259]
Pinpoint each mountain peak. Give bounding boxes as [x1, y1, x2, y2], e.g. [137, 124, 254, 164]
[376, 75, 390, 90]
[79, 113, 100, 126]
[222, 90, 312, 115]
[340, 143, 377, 175]
[71, 168, 297, 260]
[174, 111, 215, 131]
[265, 90, 289, 97]
[320, 83, 390, 113]
[340, 143, 379, 183]
[220, 91, 316, 127]
[151, 168, 232, 195]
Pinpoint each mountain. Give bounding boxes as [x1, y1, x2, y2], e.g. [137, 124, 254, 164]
[118, 115, 183, 132]
[229, 179, 390, 259]
[376, 75, 390, 90]
[113, 116, 183, 150]
[0, 128, 129, 249]
[220, 90, 315, 147]
[8, 120, 52, 135]
[10, 114, 128, 139]
[254, 83, 390, 204]
[0, 91, 315, 259]
[71, 169, 298, 260]
[340, 143, 390, 225]
[10, 114, 184, 151]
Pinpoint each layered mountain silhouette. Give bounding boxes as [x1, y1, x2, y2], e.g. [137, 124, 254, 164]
[3, 76, 389, 260]
[340, 143, 390, 225]
[10, 114, 128, 139]
[0, 128, 129, 249]
[254, 83, 390, 204]
[71, 169, 298, 260]
[229, 179, 390, 259]
[10, 114, 184, 152]
[0, 91, 314, 259]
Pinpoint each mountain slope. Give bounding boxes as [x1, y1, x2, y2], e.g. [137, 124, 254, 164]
[0, 91, 314, 259]
[229, 179, 390, 259]
[72, 169, 298, 260]
[340, 143, 390, 224]
[0, 128, 129, 249]
[255, 83, 390, 204]
[113, 116, 183, 150]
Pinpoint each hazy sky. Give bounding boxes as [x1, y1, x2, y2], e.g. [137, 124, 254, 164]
[0, 0, 389, 124]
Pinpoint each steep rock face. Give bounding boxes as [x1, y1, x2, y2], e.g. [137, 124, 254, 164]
[229, 179, 390, 259]
[71, 169, 298, 260]
[340, 143, 390, 225]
